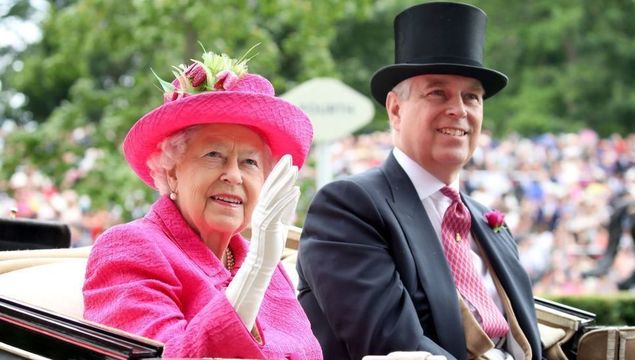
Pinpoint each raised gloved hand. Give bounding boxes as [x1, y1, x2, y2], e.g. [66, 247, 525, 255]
[225, 154, 300, 330]
[363, 352, 447, 360]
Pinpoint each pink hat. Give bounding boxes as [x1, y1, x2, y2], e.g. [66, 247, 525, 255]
[123, 50, 313, 189]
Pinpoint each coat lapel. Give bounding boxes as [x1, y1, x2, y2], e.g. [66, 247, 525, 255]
[462, 195, 542, 357]
[462, 196, 520, 277]
[382, 154, 467, 358]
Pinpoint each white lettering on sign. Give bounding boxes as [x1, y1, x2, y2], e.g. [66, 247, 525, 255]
[282, 78, 374, 143]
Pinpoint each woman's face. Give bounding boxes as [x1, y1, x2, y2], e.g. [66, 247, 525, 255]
[168, 124, 269, 239]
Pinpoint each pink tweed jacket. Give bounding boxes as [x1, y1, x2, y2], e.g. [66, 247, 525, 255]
[83, 196, 322, 359]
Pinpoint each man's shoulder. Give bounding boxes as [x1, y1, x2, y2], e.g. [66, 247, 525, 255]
[325, 166, 388, 192]
[306, 166, 392, 218]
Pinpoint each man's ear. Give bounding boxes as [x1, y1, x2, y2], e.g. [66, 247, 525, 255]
[386, 91, 402, 131]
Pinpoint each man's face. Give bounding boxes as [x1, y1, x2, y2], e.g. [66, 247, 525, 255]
[387, 74, 484, 183]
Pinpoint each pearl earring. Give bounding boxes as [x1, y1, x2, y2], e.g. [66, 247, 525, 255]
[169, 192, 177, 201]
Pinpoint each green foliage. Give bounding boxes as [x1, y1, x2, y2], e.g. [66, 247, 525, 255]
[471, 0, 635, 137]
[547, 294, 635, 326]
[2, 0, 635, 220]
[0, 0, 372, 220]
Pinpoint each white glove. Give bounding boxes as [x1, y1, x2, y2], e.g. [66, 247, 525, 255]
[225, 154, 300, 330]
[363, 352, 446, 360]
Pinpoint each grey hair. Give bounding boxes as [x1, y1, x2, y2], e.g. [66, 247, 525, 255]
[146, 124, 275, 195]
[147, 125, 202, 195]
[388, 78, 414, 138]
[392, 77, 413, 100]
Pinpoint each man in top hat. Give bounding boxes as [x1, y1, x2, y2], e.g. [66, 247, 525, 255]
[297, 2, 545, 359]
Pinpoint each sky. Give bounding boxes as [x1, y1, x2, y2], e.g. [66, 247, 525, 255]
[0, 0, 48, 56]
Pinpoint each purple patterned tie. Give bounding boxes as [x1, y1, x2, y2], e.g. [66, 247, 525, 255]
[440, 186, 510, 338]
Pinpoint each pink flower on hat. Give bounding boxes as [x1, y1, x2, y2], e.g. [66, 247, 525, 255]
[163, 79, 188, 102]
[153, 45, 254, 104]
[186, 63, 207, 87]
[214, 70, 239, 90]
[484, 209, 506, 233]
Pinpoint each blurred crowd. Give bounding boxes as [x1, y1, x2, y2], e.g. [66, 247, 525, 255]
[1, 124, 635, 295]
[0, 164, 114, 248]
[0, 121, 117, 248]
[324, 129, 635, 295]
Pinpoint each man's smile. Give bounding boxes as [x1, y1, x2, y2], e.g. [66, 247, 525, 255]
[438, 127, 468, 136]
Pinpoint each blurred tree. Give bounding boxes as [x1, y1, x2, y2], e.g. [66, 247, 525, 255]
[0, 0, 372, 219]
[333, 0, 635, 137]
[329, 1, 404, 132]
[475, 0, 635, 136]
[1, 0, 635, 220]
[0, 0, 53, 124]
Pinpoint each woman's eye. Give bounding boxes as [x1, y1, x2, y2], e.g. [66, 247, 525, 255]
[244, 158, 259, 167]
[206, 151, 222, 158]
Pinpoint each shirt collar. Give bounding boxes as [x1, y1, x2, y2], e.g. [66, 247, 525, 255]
[392, 147, 461, 201]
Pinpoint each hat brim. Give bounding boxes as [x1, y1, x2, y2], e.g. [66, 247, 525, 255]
[123, 91, 312, 189]
[370, 63, 508, 106]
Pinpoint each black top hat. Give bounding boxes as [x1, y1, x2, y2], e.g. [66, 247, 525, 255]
[370, 2, 508, 106]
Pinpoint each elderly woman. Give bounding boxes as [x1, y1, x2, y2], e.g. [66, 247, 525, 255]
[82, 49, 322, 359]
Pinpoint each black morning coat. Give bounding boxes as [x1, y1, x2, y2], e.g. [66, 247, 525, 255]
[297, 153, 544, 360]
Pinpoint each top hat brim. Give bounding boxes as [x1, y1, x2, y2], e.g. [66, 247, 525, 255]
[370, 63, 508, 106]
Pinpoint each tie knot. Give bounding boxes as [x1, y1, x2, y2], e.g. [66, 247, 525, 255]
[440, 186, 460, 203]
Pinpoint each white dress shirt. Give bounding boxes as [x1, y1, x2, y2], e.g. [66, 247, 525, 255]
[393, 148, 517, 360]
[392, 148, 505, 316]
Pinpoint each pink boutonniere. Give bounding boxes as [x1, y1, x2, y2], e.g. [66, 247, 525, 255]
[484, 209, 506, 233]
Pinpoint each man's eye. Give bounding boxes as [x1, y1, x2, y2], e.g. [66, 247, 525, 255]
[465, 93, 482, 103]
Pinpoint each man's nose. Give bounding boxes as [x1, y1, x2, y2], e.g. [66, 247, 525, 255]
[445, 97, 468, 118]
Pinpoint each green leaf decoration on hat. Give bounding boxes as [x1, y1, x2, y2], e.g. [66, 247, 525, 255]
[151, 68, 176, 93]
[153, 43, 260, 102]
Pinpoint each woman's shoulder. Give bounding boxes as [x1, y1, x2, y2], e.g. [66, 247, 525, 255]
[90, 217, 165, 256]
[85, 217, 177, 279]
